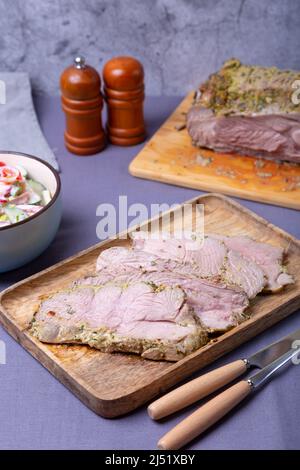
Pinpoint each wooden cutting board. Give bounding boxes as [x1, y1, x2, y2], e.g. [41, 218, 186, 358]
[1, 194, 300, 418]
[129, 92, 300, 210]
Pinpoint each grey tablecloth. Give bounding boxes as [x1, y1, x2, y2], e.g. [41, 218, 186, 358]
[0, 95, 299, 450]
[0, 73, 58, 170]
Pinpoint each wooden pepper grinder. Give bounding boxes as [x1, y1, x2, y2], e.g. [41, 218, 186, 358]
[103, 56, 146, 146]
[60, 56, 106, 155]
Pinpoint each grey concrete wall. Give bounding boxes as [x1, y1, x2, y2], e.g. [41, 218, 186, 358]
[0, 0, 299, 95]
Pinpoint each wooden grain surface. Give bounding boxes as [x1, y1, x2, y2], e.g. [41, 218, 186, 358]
[129, 93, 300, 210]
[0, 194, 300, 418]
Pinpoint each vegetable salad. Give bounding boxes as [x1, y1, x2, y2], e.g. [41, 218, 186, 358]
[0, 162, 51, 227]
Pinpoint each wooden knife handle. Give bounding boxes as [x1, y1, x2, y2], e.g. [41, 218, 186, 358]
[148, 359, 247, 420]
[157, 380, 252, 450]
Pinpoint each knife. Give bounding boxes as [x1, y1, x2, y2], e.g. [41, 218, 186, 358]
[157, 346, 300, 450]
[148, 327, 300, 420]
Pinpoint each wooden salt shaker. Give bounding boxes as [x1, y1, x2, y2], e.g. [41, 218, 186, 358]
[60, 56, 106, 155]
[103, 56, 146, 146]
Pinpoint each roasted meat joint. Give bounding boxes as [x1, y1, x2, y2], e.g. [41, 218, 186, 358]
[187, 59, 300, 163]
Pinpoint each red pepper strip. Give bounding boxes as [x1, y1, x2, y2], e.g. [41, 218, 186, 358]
[0, 162, 5, 167]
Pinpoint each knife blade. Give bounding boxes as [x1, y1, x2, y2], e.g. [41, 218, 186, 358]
[249, 346, 300, 389]
[148, 327, 300, 420]
[157, 345, 300, 450]
[246, 327, 300, 369]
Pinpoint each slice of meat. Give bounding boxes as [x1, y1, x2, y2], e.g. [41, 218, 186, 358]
[96, 245, 205, 279]
[128, 233, 266, 298]
[132, 233, 226, 277]
[72, 270, 114, 288]
[211, 235, 294, 292]
[30, 281, 207, 362]
[222, 250, 266, 299]
[93, 249, 250, 332]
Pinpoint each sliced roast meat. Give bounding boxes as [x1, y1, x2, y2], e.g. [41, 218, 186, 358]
[211, 234, 294, 292]
[128, 233, 266, 298]
[93, 249, 250, 331]
[132, 233, 226, 278]
[222, 249, 266, 299]
[72, 270, 114, 288]
[30, 281, 207, 361]
[30, 229, 294, 362]
[96, 245, 206, 279]
[96, 245, 165, 274]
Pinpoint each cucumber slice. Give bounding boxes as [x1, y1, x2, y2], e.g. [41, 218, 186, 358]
[42, 190, 51, 205]
[28, 192, 41, 204]
[26, 179, 45, 197]
[4, 205, 27, 224]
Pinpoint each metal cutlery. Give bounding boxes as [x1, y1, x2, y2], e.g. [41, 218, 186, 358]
[147, 328, 300, 450]
[157, 347, 300, 450]
[148, 328, 300, 420]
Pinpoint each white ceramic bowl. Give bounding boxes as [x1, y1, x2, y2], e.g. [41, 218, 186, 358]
[0, 151, 62, 272]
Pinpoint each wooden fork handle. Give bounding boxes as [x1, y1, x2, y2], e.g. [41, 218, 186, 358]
[158, 380, 252, 450]
[148, 359, 247, 420]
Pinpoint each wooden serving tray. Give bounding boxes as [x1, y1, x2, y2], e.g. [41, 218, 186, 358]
[129, 92, 300, 210]
[1, 194, 300, 418]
